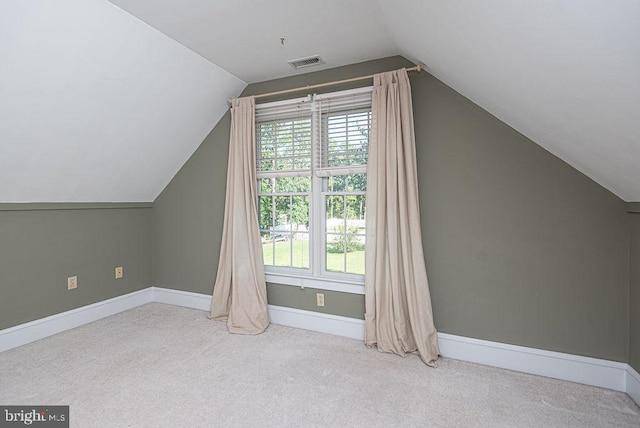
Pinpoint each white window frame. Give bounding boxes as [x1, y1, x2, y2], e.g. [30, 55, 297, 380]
[256, 86, 372, 295]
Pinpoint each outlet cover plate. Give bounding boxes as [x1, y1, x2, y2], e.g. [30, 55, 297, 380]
[67, 276, 78, 290]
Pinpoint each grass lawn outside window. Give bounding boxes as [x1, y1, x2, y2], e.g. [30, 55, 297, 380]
[262, 239, 365, 275]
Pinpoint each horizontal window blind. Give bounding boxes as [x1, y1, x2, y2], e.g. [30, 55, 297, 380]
[315, 88, 372, 177]
[255, 87, 372, 178]
[256, 97, 313, 178]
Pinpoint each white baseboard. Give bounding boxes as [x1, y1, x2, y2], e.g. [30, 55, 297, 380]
[268, 304, 365, 340]
[0, 288, 152, 353]
[0, 286, 638, 407]
[151, 286, 211, 312]
[627, 365, 640, 405]
[437, 332, 628, 392]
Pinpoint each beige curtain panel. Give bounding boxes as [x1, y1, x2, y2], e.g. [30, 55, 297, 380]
[210, 96, 270, 335]
[365, 69, 440, 366]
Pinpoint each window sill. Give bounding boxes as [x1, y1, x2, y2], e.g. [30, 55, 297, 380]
[265, 272, 365, 295]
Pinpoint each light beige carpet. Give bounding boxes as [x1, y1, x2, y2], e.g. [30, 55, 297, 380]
[0, 303, 638, 427]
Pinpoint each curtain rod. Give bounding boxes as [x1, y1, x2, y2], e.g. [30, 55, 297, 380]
[228, 64, 423, 105]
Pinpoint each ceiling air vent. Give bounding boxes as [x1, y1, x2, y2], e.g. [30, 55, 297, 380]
[287, 55, 325, 70]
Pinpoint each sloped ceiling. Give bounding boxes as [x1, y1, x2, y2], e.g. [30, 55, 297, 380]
[2, 1, 639, 202]
[379, 0, 640, 202]
[0, 0, 245, 202]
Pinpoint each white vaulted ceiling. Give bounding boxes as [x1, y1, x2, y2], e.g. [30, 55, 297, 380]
[0, 0, 244, 202]
[379, 0, 640, 202]
[1, 0, 639, 202]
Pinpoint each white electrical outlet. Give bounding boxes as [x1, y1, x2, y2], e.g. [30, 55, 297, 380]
[316, 293, 325, 307]
[115, 266, 123, 279]
[67, 276, 78, 290]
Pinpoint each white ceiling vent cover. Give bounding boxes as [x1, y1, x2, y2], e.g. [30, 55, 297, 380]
[287, 55, 325, 70]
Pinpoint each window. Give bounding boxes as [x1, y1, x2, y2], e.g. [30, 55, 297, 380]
[256, 87, 372, 292]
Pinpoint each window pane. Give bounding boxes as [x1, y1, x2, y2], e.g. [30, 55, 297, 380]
[273, 239, 292, 268]
[345, 195, 357, 221]
[328, 176, 346, 192]
[355, 195, 367, 227]
[261, 232, 274, 266]
[345, 195, 366, 225]
[258, 196, 273, 230]
[260, 159, 274, 171]
[345, 237, 365, 275]
[291, 233, 309, 269]
[274, 196, 291, 228]
[326, 195, 344, 226]
[259, 178, 273, 193]
[291, 196, 309, 229]
[295, 177, 312, 192]
[348, 174, 367, 192]
[326, 234, 345, 273]
[276, 177, 311, 193]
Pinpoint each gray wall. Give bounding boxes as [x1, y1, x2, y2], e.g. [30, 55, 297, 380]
[152, 56, 630, 362]
[630, 209, 640, 371]
[152, 112, 230, 294]
[412, 71, 628, 362]
[0, 205, 152, 329]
